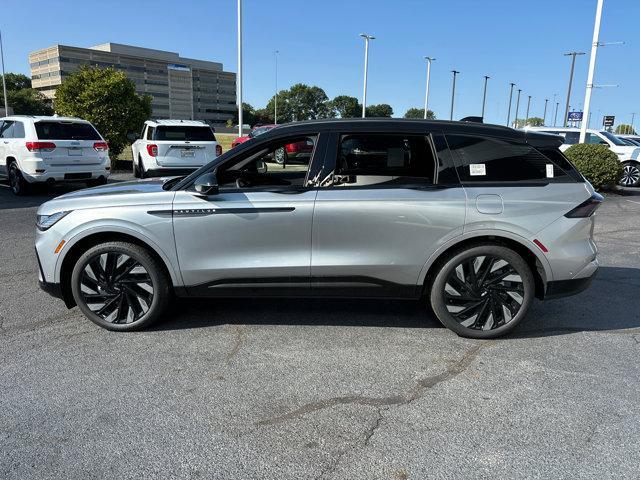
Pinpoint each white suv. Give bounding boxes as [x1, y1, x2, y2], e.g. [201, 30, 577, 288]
[131, 120, 221, 178]
[527, 126, 640, 187]
[0, 116, 110, 195]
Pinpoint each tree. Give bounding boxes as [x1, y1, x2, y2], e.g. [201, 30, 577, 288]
[514, 117, 544, 128]
[329, 95, 361, 118]
[615, 124, 637, 135]
[0, 72, 53, 115]
[365, 103, 393, 117]
[232, 102, 258, 127]
[264, 84, 332, 123]
[403, 108, 435, 119]
[54, 67, 151, 159]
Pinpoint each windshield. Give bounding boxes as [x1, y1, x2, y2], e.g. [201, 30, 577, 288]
[600, 130, 627, 146]
[154, 126, 216, 142]
[35, 121, 101, 140]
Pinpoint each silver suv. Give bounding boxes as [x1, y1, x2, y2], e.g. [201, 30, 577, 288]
[35, 119, 600, 338]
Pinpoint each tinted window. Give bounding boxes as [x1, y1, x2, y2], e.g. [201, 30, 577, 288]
[35, 122, 101, 140]
[146, 126, 155, 140]
[563, 132, 580, 145]
[600, 130, 627, 146]
[447, 135, 569, 182]
[332, 134, 436, 187]
[0, 121, 13, 139]
[154, 126, 216, 141]
[12, 121, 25, 138]
[585, 133, 605, 144]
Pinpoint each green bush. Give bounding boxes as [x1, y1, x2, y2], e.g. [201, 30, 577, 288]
[564, 143, 623, 190]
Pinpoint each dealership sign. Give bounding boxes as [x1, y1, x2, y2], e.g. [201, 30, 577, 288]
[567, 111, 583, 122]
[603, 115, 615, 127]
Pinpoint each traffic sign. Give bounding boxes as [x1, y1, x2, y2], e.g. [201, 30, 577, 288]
[567, 111, 583, 122]
[603, 115, 615, 127]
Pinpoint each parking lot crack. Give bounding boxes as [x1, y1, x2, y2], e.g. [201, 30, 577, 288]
[226, 324, 247, 363]
[256, 342, 485, 426]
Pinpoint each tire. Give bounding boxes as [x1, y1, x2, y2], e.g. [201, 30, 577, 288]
[70, 242, 171, 331]
[138, 157, 147, 179]
[620, 161, 640, 188]
[8, 161, 29, 196]
[133, 160, 140, 178]
[429, 244, 535, 339]
[274, 147, 288, 165]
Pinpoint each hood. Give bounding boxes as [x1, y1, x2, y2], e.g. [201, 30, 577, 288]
[610, 145, 640, 160]
[37, 178, 176, 215]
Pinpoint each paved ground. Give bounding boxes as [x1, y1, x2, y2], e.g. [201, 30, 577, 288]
[1, 177, 640, 479]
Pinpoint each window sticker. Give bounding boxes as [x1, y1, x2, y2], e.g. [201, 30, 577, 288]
[469, 163, 486, 176]
[546, 164, 554, 178]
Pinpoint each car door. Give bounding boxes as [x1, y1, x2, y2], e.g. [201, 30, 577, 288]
[172, 130, 327, 295]
[311, 127, 466, 297]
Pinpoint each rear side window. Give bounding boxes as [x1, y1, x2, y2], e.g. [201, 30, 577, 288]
[12, 121, 25, 138]
[446, 135, 570, 183]
[154, 126, 216, 142]
[0, 121, 13, 138]
[35, 122, 101, 140]
[333, 134, 435, 187]
[146, 126, 155, 140]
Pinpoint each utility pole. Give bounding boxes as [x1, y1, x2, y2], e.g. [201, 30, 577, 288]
[274, 50, 279, 124]
[481, 75, 490, 119]
[525, 95, 532, 125]
[359, 33, 375, 118]
[237, 0, 243, 137]
[0, 29, 8, 114]
[506, 82, 515, 126]
[514, 89, 522, 128]
[450, 70, 459, 121]
[563, 51, 585, 127]
[423, 56, 435, 119]
[580, 0, 604, 143]
[543, 98, 549, 125]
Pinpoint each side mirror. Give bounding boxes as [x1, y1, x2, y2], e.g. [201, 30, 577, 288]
[127, 132, 141, 142]
[194, 172, 219, 196]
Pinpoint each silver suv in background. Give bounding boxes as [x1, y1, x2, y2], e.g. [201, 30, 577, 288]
[131, 119, 221, 178]
[0, 116, 110, 195]
[36, 119, 600, 339]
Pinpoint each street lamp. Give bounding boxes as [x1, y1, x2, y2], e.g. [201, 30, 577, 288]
[554, 101, 560, 127]
[543, 98, 549, 125]
[631, 113, 636, 134]
[450, 70, 459, 121]
[525, 95, 532, 125]
[514, 89, 522, 128]
[506, 82, 515, 126]
[481, 75, 490, 119]
[274, 50, 279, 124]
[236, 0, 243, 137]
[0, 29, 8, 114]
[359, 33, 375, 118]
[563, 51, 586, 127]
[423, 56, 435, 119]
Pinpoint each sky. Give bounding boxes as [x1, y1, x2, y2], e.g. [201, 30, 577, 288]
[1, 0, 639, 127]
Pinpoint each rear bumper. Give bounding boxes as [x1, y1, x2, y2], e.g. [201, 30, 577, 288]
[544, 261, 598, 299]
[24, 166, 110, 183]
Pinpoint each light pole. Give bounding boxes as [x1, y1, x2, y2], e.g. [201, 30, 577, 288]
[359, 33, 375, 118]
[543, 98, 549, 125]
[236, 0, 243, 137]
[481, 75, 490, 119]
[0, 29, 8, 114]
[563, 51, 585, 127]
[554, 101, 560, 126]
[631, 113, 636, 134]
[506, 82, 515, 126]
[449, 70, 459, 121]
[423, 56, 435, 119]
[274, 50, 279, 124]
[514, 89, 522, 128]
[579, 0, 604, 143]
[525, 95, 531, 125]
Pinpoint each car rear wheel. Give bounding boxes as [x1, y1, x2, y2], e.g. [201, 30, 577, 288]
[8, 161, 29, 196]
[620, 161, 640, 187]
[429, 244, 535, 339]
[70, 242, 171, 331]
[138, 157, 147, 179]
[274, 147, 287, 165]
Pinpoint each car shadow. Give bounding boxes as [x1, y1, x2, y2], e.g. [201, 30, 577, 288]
[152, 266, 640, 338]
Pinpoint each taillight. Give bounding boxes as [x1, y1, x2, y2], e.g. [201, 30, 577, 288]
[285, 143, 298, 153]
[146, 144, 158, 157]
[26, 141, 56, 152]
[93, 141, 109, 152]
[216, 144, 222, 156]
[564, 193, 604, 218]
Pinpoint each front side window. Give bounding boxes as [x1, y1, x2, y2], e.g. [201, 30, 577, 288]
[331, 134, 436, 187]
[35, 122, 101, 140]
[447, 135, 569, 183]
[585, 133, 605, 145]
[563, 132, 580, 145]
[216, 135, 316, 190]
[154, 126, 216, 142]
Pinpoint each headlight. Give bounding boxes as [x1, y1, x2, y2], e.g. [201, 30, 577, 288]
[36, 211, 71, 231]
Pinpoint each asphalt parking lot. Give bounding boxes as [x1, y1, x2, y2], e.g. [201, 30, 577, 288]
[1, 176, 640, 479]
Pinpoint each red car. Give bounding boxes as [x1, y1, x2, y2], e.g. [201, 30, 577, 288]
[231, 124, 313, 164]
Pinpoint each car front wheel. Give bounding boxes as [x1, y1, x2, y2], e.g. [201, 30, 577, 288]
[620, 161, 640, 187]
[70, 242, 171, 331]
[429, 244, 535, 339]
